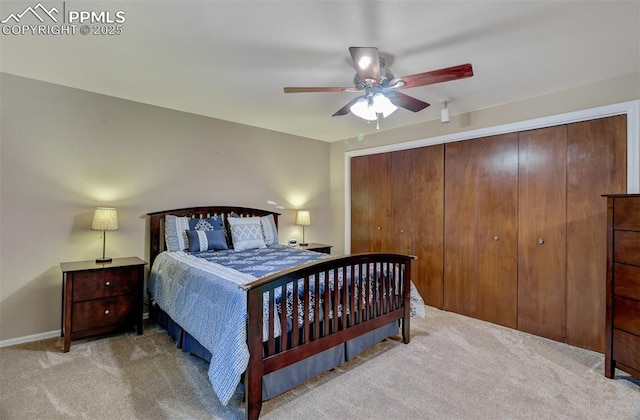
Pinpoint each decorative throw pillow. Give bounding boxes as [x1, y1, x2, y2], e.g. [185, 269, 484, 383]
[165, 215, 190, 252]
[185, 229, 228, 252]
[260, 214, 278, 246]
[188, 216, 223, 231]
[228, 217, 267, 251]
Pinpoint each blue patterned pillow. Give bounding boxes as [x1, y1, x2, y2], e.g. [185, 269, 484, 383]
[228, 217, 266, 251]
[165, 215, 190, 252]
[185, 229, 228, 252]
[260, 214, 278, 246]
[188, 216, 223, 231]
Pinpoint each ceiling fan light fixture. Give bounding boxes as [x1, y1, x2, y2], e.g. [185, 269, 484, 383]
[350, 97, 377, 121]
[350, 93, 398, 121]
[372, 92, 397, 118]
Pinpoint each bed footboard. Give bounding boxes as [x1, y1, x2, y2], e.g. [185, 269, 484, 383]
[241, 253, 414, 420]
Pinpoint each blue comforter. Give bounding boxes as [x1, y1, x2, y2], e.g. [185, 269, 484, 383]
[147, 245, 327, 406]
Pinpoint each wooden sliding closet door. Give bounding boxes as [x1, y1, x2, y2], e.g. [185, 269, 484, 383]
[444, 140, 479, 318]
[518, 126, 567, 342]
[351, 146, 444, 307]
[351, 155, 371, 254]
[413, 145, 444, 308]
[350, 153, 392, 253]
[444, 134, 518, 327]
[391, 150, 416, 256]
[476, 135, 518, 327]
[566, 115, 627, 352]
[368, 153, 392, 252]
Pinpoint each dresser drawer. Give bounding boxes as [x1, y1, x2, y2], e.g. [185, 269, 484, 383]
[72, 268, 141, 301]
[614, 263, 640, 301]
[614, 197, 640, 230]
[72, 295, 136, 332]
[612, 329, 640, 372]
[614, 231, 640, 266]
[613, 296, 640, 336]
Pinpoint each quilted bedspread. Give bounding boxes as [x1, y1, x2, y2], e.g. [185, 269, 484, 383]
[147, 245, 327, 406]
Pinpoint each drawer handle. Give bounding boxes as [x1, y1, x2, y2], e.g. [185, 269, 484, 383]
[105, 281, 111, 287]
[493, 235, 499, 241]
[377, 226, 381, 231]
[538, 238, 545, 245]
[104, 309, 110, 315]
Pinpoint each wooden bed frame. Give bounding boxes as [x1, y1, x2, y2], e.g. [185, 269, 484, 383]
[147, 206, 414, 419]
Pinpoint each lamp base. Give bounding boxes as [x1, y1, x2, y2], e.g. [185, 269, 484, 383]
[96, 257, 112, 263]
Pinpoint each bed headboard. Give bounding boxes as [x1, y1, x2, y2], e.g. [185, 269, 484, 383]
[146, 206, 280, 266]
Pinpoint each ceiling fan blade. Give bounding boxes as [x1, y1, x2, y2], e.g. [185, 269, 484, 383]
[284, 86, 353, 93]
[398, 63, 473, 89]
[332, 97, 361, 117]
[387, 91, 430, 112]
[349, 47, 380, 84]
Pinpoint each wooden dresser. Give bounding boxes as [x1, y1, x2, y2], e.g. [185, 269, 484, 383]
[604, 194, 640, 379]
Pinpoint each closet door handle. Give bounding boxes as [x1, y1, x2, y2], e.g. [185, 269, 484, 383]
[400, 230, 404, 233]
[538, 238, 545, 245]
[377, 226, 381, 231]
[493, 235, 499, 241]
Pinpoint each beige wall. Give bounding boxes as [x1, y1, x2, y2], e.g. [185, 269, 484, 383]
[330, 72, 640, 255]
[0, 73, 332, 342]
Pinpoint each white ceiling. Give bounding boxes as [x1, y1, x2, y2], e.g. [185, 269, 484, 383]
[1, 1, 639, 142]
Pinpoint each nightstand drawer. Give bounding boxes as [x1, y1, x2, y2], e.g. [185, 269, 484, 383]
[72, 295, 136, 332]
[614, 263, 640, 301]
[614, 231, 640, 266]
[72, 268, 141, 301]
[613, 296, 640, 336]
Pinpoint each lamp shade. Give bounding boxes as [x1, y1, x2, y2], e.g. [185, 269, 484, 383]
[91, 207, 119, 231]
[295, 210, 311, 226]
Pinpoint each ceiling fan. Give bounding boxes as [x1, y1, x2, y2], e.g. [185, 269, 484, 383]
[284, 47, 473, 126]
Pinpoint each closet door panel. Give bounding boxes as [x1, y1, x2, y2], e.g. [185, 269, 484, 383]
[391, 149, 416, 256]
[368, 153, 392, 252]
[445, 134, 518, 325]
[566, 115, 627, 352]
[476, 134, 519, 328]
[444, 140, 480, 317]
[351, 155, 371, 254]
[518, 126, 567, 342]
[414, 145, 444, 308]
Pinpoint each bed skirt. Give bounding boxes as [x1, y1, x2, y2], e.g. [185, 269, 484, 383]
[152, 307, 399, 400]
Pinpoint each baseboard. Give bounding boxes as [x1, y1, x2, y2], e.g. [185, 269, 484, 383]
[0, 312, 150, 348]
[0, 330, 60, 348]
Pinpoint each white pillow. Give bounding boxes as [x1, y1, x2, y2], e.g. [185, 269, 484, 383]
[260, 214, 278, 246]
[228, 217, 267, 251]
[165, 215, 190, 252]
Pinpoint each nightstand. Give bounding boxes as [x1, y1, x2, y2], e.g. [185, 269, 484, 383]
[60, 257, 147, 352]
[297, 242, 332, 254]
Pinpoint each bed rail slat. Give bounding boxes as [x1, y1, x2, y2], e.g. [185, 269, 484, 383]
[291, 280, 300, 348]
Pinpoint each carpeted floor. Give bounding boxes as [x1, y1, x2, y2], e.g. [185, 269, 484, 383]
[1, 306, 638, 419]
